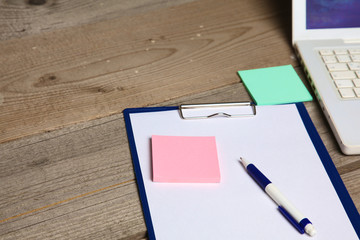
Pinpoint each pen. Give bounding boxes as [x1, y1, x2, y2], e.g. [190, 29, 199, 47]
[240, 157, 316, 237]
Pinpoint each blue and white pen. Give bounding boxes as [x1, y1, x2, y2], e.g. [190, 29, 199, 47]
[240, 157, 316, 237]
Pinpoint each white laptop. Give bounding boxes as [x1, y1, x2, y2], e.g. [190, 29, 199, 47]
[293, 0, 360, 155]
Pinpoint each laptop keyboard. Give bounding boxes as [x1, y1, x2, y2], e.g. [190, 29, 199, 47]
[319, 48, 360, 99]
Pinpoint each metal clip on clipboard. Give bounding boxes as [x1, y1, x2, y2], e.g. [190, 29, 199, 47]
[179, 102, 256, 119]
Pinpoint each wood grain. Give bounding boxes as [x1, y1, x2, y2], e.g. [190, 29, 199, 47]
[0, 0, 294, 144]
[342, 168, 360, 211]
[0, 0, 196, 41]
[0, 110, 147, 239]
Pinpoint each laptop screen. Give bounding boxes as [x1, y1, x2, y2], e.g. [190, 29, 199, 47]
[307, 0, 360, 29]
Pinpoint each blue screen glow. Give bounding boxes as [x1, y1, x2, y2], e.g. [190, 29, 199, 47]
[307, 0, 360, 29]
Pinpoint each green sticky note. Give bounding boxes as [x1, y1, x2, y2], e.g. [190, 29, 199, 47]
[238, 65, 313, 105]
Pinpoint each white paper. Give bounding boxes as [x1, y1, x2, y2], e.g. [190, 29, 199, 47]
[129, 104, 358, 240]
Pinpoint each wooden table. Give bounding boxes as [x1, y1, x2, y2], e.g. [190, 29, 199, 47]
[1, 0, 359, 239]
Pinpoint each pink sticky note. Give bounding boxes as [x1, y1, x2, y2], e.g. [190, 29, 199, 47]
[151, 135, 220, 183]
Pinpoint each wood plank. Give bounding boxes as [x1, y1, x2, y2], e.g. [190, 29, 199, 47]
[0, 111, 147, 239]
[0, 0, 196, 41]
[0, 0, 294, 144]
[342, 168, 360, 211]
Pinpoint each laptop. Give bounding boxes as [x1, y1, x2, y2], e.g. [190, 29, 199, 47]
[293, 0, 360, 155]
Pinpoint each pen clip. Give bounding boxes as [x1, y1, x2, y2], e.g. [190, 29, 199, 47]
[278, 206, 305, 234]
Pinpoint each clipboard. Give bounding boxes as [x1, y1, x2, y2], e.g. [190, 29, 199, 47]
[123, 102, 360, 240]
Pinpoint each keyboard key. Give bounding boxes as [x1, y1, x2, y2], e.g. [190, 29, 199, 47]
[322, 55, 337, 63]
[330, 71, 356, 79]
[326, 63, 348, 71]
[351, 55, 360, 62]
[334, 49, 348, 55]
[319, 49, 333, 55]
[334, 80, 353, 88]
[336, 55, 352, 63]
[348, 62, 360, 70]
[339, 88, 355, 98]
[353, 79, 360, 87]
[318, 48, 360, 100]
[349, 49, 360, 54]
[354, 88, 360, 97]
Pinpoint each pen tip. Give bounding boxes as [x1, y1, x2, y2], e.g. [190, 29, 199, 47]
[239, 157, 249, 168]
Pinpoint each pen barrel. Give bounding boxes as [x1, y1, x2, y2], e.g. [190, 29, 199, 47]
[265, 183, 305, 222]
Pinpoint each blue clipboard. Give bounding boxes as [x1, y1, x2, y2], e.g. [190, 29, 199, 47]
[123, 102, 360, 239]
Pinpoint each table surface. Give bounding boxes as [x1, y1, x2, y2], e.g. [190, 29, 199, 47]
[1, 0, 359, 239]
